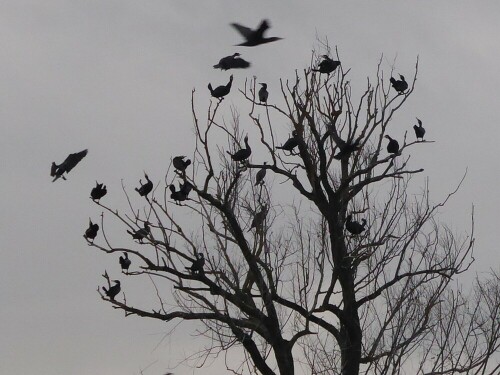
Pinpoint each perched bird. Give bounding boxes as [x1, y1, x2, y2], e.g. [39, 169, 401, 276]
[208, 75, 233, 100]
[249, 204, 268, 231]
[173, 156, 191, 173]
[84, 219, 99, 241]
[413, 118, 425, 141]
[258, 83, 268, 103]
[276, 131, 300, 153]
[186, 253, 205, 275]
[135, 173, 153, 197]
[255, 162, 267, 186]
[334, 139, 361, 160]
[213, 53, 251, 70]
[170, 181, 193, 204]
[90, 181, 107, 201]
[345, 214, 367, 235]
[313, 55, 341, 74]
[231, 19, 282, 47]
[127, 221, 150, 243]
[51, 149, 88, 182]
[119, 252, 131, 273]
[227, 135, 252, 162]
[385, 135, 400, 155]
[390, 74, 408, 93]
[103, 280, 121, 300]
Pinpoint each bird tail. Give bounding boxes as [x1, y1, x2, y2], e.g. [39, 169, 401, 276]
[127, 230, 134, 236]
[134, 188, 140, 193]
[207, 83, 213, 93]
[102, 286, 108, 293]
[213, 64, 221, 69]
[226, 151, 233, 157]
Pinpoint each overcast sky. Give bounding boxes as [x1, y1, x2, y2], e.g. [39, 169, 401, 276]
[2, 1, 500, 374]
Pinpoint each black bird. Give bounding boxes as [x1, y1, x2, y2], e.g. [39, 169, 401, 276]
[345, 214, 367, 235]
[334, 139, 361, 160]
[390, 74, 408, 94]
[84, 219, 99, 241]
[255, 162, 267, 186]
[103, 280, 121, 300]
[413, 118, 425, 141]
[213, 53, 251, 70]
[119, 252, 131, 273]
[231, 19, 282, 47]
[186, 253, 205, 275]
[90, 181, 107, 201]
[208, 75, 233, 100]
[276, 131, 299, 153]
[313, 55, 341, 74]
[169, 181, 193, 204]
[135, 173, 153, 197]
[127, 221, 150, 243]
[258, 83, 268, 103]
[227, 135, 252, 162]
[249, 204, 268, 232]
[385, 135, 400, 155]
[173, 156, 191, 173]
[51, 149, 88, 182]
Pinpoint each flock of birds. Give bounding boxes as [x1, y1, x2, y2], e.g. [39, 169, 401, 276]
[50, 19, 427, 302]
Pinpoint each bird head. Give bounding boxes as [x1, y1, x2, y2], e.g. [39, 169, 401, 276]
[113, 280, 120, 285]
[399, 74, 405, 81]
[259, 82, 267, 88]
[384, 135, 392, 140]
[233, 52, 241, 57]
[416, 118, 422, 126]
[229, 74, 234, 82]
[169, 185, 176, 193]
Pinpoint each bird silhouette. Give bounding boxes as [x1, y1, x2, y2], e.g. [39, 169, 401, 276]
[231, 19, 282, 47]
[208, 75, 233, 100]
[173, 156, 191, 173]
[84, 219, 99, 241]
[413, 118, 425, 141]
[169, 181, 193, 204]
[258, 83, 268, 103]
[213, 53, 251, 70]
[51, 149, 88, 182]
[345, 214, 367, 235]
[312, 55, 341, 74]
[390, 74, 408, 93]
[276, 131, 299, 153]
[334, 139, 361, 160]
[255, 162, 267, 186]
[119, 252, 131, 273]
[385, 135, 400, 155]
[227, 135, 252, 162]
[186, 253, 205, 275]
[249, 204, 268, 231]
[90, 181, 107, 201]
[135, 173, 153, 197]
[127, 221, 150, 243]
[103, 280, 121, 300]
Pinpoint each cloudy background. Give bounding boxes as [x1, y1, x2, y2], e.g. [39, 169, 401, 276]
[1, 1, 499, 374]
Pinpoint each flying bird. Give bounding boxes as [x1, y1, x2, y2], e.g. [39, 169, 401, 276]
[390, 74, 408, 93]
[276, 131, 300, 153]
[186, 253, 205, 275]
[208, 75, 233, 100]
[51, 149, 88, 182]
[90, 181, 107, 201]
[385, 135, 400, 155]
[258, 83, 268, 103]
[313, 55, 341, 74]
[413, 118, 425, 141]
[102, 280, 121, 300]
[119, 252, 131, 273]
[84, 219, 99, 242]
[227, 135, 252, 163]
[127, 221, 150, 243]
[255, 162, 267, 186]
[135, 173, 153, 197]
[213, 53, 251, 70]
[231, 19, 282, 47]
[345, 214, 367, 235]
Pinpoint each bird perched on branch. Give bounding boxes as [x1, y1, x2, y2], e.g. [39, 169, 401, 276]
[119, 252, 131, 273]
[208, 75, 233, 100]
[227, 135, 252, 163]
[255, 162, 267, 186]
[231, 19, 282, 47]
[413, 118, 425, 141]
[84, 219, 99, 241]
[345, 215, 367, 235]
[173, 156, 191, 175]
[258, 83, 268, 103]
[127, 221, 150, 243]
[213, 53, 251, 70]
[277, 131, 300, 153]
[135, 173, 153, 197]
[390, 74, 408, 93]
[170, 181, 193, 204]
[249, 204, 268, 232]
[334, 139, 361, 160]
[90, 181, 107, 201]
[103, 280, 121, 300]
[186, 253, 205, 275]
[51, 149, 88, 182]
[313, 55, 341, 74]
[385, 135, 400, 155]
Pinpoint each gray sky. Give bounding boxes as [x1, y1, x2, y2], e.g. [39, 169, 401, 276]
[1, 1, 500, 374]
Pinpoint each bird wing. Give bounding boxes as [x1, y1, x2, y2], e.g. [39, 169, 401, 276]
[231, 58, 250, 69]
[62, 149, 88, 173]
[231, 23, 253, 38]
[255, 19, 270, 37]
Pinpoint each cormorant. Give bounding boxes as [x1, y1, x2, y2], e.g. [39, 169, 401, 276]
[276, 131, 299, 153]
[227, 135, 252, 162]
[90, 181, 107, 201]
[51, 149, 88, 182]
[127, 221, 150, 243]
[258, 83, 268, 103]
[119, 252, 131, 273]
[334, 139, 361, 160]
[173, 156, 191, 172]
[135, 173, 153, 197]
[103, 280, 121, 300]
[413, 118, 425, 141]
[312, 55, 341, 74]
[231, 19, 282, 47]
[390, 74, 408, 94]
[345, 214, 367, 235]
[213, 53, 251, 70]
[208, 75, 233, 100]
[84, 219, 99, 241]
[249, 204, 268, 231]
[385, 135, 400, 155]
[255, 162, 267, 186]
[170, 181, 193, 204]
[186, 253, 205, 275]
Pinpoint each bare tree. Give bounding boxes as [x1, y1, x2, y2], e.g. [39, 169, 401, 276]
[87, 50, 500, 375]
